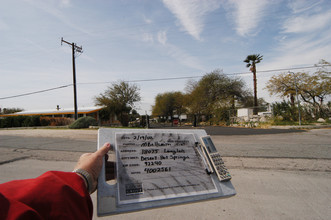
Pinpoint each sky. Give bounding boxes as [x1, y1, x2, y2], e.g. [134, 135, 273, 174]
[1, 0, 331, 115]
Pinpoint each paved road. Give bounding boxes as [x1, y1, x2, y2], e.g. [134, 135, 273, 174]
[168, 125, 306, 135]
[212, 129, 331, 159]
[0, 128, 330, 220]
[0, 135, 95, 152]
[0, 127, 330, 159]
[161, 126, 331, 159]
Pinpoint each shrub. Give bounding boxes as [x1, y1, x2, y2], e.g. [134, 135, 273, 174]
[0, 115, 72, 128]
[0, 116, 33, 128]
[212, 106, 232, 125]
[69, 116, 97, 129]
[272, 101, 298, 121]
[22, 117, 32, 127]
[39, 117, 72, 126]
[51, 117, 72, 126]
[31, 115, 42, 126]
[0, 117, 13, 128]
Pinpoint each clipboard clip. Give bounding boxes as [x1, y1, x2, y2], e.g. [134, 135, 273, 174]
[195, 142, 213, 175]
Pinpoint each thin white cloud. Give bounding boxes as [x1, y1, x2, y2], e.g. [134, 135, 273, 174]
[138, 29, 202, 70]
[59, 0, 71, 8]
[164, 43, 205, 71]
[288, 0, 324, 14]
[23, 0, 93, 36]
[162, 0, 221, 40]
[283, 10, 331, 33]
[260, 28, 331, 72]
[157, 31, 167, 45]
[263, 1, 331, 70]
[142, 32, 154, 43]
[224, 0, 269, 37]
[143, 15, 153, 24]
[139, 30, 167, 45]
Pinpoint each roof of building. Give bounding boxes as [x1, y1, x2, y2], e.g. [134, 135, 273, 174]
[0, 106, 104, 117]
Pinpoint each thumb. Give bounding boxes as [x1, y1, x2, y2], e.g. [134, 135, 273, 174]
[96, 142, 111, 157]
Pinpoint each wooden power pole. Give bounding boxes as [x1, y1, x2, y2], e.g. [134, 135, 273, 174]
[61, 38, 83, 120]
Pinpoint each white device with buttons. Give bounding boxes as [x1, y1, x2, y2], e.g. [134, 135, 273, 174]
[200, 135, 231, 182]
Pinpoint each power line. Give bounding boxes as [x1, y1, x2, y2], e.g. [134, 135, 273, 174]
[0, 84, 72, 100]
[229, 64, 331, 76]
[1, 64, 329, 100]
[79, 64, 331, 85]
[78, 75, 203, 85]
[256, 65, 329, 73]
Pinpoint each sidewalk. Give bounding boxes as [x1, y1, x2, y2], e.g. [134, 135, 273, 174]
[1, 158, 330, 220]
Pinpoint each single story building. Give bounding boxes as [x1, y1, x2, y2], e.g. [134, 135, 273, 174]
[0, 106, 103, 122]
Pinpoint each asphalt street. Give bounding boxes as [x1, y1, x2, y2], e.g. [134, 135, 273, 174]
[212, 129, 331, 159]
[0, 135, 95, 152]
[0, 127, 329, 159]
[0, 127, 330, 219]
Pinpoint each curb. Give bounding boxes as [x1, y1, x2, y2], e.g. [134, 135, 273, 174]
[270, 125, 331, 129]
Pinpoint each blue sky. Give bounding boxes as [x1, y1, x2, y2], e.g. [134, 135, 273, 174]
[1, 0, 330, 114]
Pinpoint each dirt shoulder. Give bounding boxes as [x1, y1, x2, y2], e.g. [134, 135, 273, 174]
[0, 128, 98, 140]
[224, 157, 331, 172]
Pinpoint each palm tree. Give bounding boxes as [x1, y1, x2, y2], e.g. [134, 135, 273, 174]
[244, 54, 263, 115]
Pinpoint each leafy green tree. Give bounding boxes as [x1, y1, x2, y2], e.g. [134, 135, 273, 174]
[244, 54, 263, 114]
[184, 79, 205, 123]
[129, 109, 140, 122]
[0, 108, 24, 114]
[152, 91, 187, 123]
[265, 72, 297, 106]
[95, 81, 141, 126]
[266, 60, 331, 118]
[240, 96, 269, 112]
[185, 69, 249, 123]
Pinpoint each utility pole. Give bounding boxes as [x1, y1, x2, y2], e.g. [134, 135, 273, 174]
[289, 71, 302, 126]
[61, 38, 83, 120]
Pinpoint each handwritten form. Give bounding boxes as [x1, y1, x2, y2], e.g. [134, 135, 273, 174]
[115, 132, 217, 204]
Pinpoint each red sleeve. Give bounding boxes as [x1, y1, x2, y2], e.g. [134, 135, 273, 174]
[0, 171, 93, 220]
